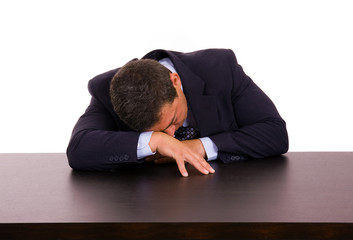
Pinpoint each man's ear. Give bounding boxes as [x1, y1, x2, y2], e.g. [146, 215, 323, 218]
[169, 73, 181, 88]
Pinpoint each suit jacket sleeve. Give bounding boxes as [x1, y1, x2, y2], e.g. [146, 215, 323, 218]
[66, 70, 143, 171]
[209, 50, 289, 163]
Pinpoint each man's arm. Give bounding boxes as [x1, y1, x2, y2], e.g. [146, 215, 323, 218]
[210, 50, 288, 162]
[67, 96, 142, 171]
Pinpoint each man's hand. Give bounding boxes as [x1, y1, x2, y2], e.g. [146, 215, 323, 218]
[182, 139, 207, 159]
[146, 139, 206, 164]
[148, 132, 215, 177]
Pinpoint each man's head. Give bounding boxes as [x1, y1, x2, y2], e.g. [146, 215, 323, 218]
[110, 59, 188, 135]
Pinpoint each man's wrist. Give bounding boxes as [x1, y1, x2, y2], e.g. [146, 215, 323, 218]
[199, 137, 218, 161]
[148, 131, 165, 153]
[137, 131, 155, 159]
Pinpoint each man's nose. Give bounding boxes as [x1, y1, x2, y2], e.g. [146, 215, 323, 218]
[164, 125, 176, 137]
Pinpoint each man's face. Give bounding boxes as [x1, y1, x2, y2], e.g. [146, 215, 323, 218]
[148, 73, 188, 136]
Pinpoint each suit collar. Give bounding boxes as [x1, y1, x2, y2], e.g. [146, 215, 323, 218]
[143, 49, 205, 96]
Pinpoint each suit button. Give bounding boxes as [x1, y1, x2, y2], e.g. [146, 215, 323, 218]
[113, 156, 119, 162]
[109, 154, 129, 162]
[230, 155, 241, 161]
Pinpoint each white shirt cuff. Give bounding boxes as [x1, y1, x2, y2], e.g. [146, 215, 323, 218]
[137, 131, 155, 159]
[199, 137, 218, 161]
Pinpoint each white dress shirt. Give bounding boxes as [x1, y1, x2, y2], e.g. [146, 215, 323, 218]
[137, 58, 218, 161]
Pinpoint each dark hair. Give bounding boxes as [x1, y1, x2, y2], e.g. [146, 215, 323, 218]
[110, 59, 177, 131]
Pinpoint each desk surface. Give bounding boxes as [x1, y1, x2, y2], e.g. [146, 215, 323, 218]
[0, 152, 352, 239]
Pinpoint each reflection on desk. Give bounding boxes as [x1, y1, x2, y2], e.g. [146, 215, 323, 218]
[69, 155, 288, 222]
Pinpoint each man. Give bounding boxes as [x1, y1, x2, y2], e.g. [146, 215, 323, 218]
[67, 48, 289, 177]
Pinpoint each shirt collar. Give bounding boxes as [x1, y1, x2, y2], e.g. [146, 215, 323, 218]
[159, 58, 176, 73]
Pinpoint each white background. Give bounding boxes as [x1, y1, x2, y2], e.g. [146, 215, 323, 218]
[1, 0, 352, 153]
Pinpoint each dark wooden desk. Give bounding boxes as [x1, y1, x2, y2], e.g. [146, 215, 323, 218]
[0, 152, 352, 239]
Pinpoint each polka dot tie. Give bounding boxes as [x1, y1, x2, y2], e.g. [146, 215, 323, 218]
[174, 126, 198, 141]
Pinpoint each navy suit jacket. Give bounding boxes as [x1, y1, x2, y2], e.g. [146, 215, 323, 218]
[67, 49, 289, 171]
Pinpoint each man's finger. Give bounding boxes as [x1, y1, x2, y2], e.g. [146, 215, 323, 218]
[175, 158, 189, 177]
[200, 159, 215, 173]
[184, 154, 210, 175]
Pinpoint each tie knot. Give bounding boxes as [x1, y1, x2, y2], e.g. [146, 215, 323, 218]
[174, 126, 198, 141]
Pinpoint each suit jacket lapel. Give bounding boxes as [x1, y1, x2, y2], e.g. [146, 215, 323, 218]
[174, 62, 220, 137]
